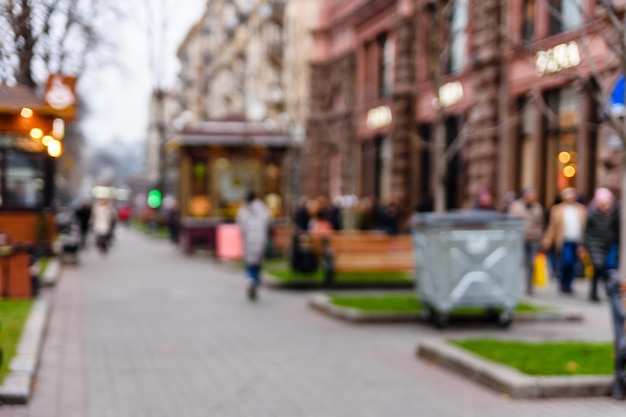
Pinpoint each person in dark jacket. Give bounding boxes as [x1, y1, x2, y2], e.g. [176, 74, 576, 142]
[293, 196, 310, 231]
[581, 188, 620, 302]
[75, 202, 92, 249]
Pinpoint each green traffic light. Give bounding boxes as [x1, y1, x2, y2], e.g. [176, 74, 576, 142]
[147, 189, 162, 208]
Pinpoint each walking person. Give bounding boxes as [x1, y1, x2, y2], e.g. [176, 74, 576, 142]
[75, 201, 92, 249]
[542, 188, 587, 294]
[91, 199, 115, 254]
[236, 191, 271, 301]
[581, 188, 620, 302]
[508, 187, 543, 295]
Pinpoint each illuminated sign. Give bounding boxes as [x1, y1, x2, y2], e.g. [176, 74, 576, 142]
[439, 81, 464, 108]
[45, 75, 76, 109]
[366, 106, 392, 129]
[536, 42, 581, 75]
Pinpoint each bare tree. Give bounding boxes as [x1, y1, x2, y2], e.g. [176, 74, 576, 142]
[0, 0, 117, 87]
[126, 0, 181, 195]
[423, 0, 451, 213]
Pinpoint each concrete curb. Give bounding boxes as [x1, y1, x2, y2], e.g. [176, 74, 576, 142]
[40, 258, 62, 287]
[309, 294, 421, 322]
[0, 298, 51, 404]
[309, 293, 583, 324]
[417, 339, 612, 398]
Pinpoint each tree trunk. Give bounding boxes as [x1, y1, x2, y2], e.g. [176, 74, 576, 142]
[15, 0, 36, 87]
[434, 108, 446, 212]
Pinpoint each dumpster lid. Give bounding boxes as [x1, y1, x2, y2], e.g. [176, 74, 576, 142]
[410, 210, 525, 227]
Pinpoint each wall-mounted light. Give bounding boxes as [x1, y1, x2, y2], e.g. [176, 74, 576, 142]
[21, 107, 33, 118]
[30, 128, 43, 139]
[47, 139, 62, 158]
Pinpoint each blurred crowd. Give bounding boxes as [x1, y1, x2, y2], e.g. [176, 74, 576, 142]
[293, 187, 620, 303]
[475, 186, 619, 302]
[293, 195, 403, 236]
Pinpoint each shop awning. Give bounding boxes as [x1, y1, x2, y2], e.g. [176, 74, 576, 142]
[173, 120, 291, 147]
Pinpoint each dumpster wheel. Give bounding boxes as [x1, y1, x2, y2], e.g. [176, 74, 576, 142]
[435, 312, 449, 329]
[422, 304, 449, 329]
[498, 312, 513, 329]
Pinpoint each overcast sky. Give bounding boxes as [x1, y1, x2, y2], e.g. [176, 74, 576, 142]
[78, 0, 206, 151]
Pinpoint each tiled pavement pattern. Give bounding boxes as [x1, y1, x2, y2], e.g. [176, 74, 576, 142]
[1, 228, 625, 416]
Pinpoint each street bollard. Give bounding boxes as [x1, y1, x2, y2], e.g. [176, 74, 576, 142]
[606, 269, 626, 400]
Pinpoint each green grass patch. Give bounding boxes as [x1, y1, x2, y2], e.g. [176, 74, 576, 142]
[328, 294, 554, 315]
[331, 294, 422, 312]
[452, 339, 613, 376]
[263, 259, 412, 284]
[131, 220, 170, 240]
[0, 300, 33, 383]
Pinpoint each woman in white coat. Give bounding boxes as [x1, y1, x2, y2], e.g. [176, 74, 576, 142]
[236, 191, 271, 300]
[91, 199, 115, 253]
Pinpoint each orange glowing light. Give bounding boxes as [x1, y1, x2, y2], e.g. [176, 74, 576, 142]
[30, 128, 43, 139]
[20, 107, 33, 118]
[47, 139, 62, 157]
[563, 165, 576, 178]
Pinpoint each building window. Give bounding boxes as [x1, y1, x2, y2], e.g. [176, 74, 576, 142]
[448, 0, 468, 74]
[0, 150, 45, 210]
[522, 0, 535, 42]
[549, 0, 583, 35]
[363, 40, 376, 102]
[377, 33, 394, 98]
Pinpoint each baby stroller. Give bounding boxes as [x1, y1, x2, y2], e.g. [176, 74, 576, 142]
[59, 223, 80, 264]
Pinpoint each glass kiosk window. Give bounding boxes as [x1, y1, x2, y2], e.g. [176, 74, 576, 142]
[0, 150, 45, 209]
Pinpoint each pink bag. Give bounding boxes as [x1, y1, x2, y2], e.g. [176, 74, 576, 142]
[216, 224, 243, 260]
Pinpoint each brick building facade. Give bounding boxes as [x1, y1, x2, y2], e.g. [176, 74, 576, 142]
[305, 0, 624, 214]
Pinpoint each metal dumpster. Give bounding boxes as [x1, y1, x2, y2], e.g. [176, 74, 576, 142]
[411, 211, 525, 328]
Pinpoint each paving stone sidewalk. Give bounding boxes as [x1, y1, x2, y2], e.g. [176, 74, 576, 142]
[1, 228, 624, 416]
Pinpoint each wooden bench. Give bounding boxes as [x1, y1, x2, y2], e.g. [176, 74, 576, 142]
[318, 233, 414, 287]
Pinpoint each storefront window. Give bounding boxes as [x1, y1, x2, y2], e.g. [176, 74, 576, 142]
[189, 159, 210, 217]
[211, 157, 261, 218]
[545, 87, 579, 203]
[0, 150, 45, 209]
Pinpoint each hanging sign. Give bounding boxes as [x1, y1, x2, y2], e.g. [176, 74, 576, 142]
[366, 106, 392, 129]
[536, 42, 581, 75]
[439, 81, 464, 108]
